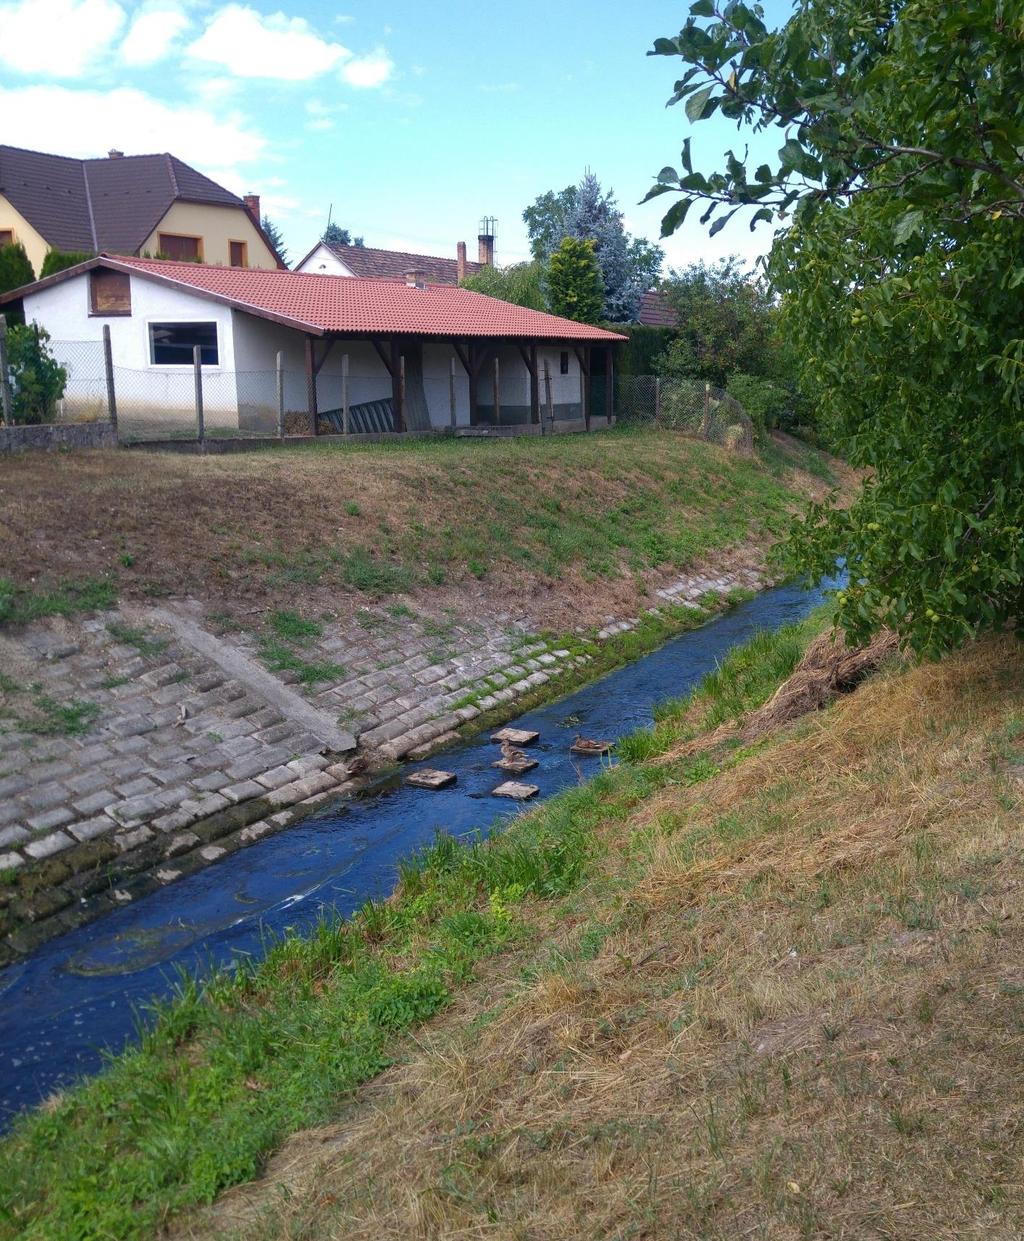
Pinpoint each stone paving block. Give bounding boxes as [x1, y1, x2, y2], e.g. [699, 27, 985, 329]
[109, 793, 168, 826]
[223, 779, 265, 804]
[253, 722, 297, 745]
[225, 752, 277, 782]
[109, 716, 156, 738]
[0, 801, 23, 828]
[21, 782, 71, 812]
[115, 825, 154, 853]
[0, 825, 28, 848]
[116, 776, 158, 798]
[110, 735, 150, 755]
[256, 765, 300, 790]
[0, 851, 25, 871]
[0, 774, 30, 799]
[286, 755, 329, 777]
[192, 770, 230, 792]
[24, 830, 74, 859]
[69, 814, 117, 842]
[199, 845, 226, 862]
[26, 806, 76, 833]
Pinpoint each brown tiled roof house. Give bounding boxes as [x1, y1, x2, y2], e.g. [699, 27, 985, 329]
[0, 145, 285, 275]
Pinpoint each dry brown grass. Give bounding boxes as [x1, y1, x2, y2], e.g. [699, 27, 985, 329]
[172, 635, 1024, 1241]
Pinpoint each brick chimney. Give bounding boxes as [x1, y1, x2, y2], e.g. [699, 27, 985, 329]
[456, 241, 467, 283]
[107, 149, 124, 159]
[405, 268, 426, 288]
[243, 193, 261, 222]
[477, 217, 495, 266]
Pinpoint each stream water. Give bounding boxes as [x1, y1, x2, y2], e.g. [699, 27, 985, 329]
[0, 574, 839, 1129]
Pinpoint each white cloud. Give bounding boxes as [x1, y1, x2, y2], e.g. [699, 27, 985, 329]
[0, 84, 267, 174]
[0, 0, 125, 76]
[188, 4, 351, 80]
[120, 6, 191, 66]
[341, 50, 393, 88]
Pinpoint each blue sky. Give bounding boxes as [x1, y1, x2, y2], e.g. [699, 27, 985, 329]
[0, 0, 795, 272]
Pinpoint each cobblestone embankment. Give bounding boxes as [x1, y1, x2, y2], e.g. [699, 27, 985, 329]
[0, 555, 769, 962]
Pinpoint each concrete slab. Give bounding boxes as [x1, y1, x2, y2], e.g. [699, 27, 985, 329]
[492, 781, 539, 800]
[405, 769, 458, 790]
[491, 727, 539, 746]
[493, 756, 539, 775]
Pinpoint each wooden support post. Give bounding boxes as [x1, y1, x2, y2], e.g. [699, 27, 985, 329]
[193, 344, 205, 444]
[543, 359, 553, 435]
[449, 355, 457, 430]
[275, 351, 284, 439]
[604, 348, 614, 424]
[583, 347, 592, 431]
[529, 345, 539, 425]
[0, 315, 10, 428]
[654, 376, 661, 424]
[341, 353, 350, 435]
[102, 323, 117, 434]
[702, 381, 711, 438]
[467, 344, 478, 426]
[493, 355, 501, 427]
[304, 335, 318, 436]
[392, 342, 406, 432]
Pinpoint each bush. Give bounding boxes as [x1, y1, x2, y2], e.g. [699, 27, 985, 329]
[40, 250, 95, 278]
[6, 324, 67, 424]
[0, 242, 34, 296]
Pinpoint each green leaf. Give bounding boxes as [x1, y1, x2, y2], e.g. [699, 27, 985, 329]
[685, 85, 715, 122]
[689, 0, 715, 14]
[681, 137, 693, 174]
[660, 198, 692, 237]
[893, 210, 924, 245]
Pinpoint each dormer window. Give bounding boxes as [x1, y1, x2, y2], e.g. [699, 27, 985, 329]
[89, 268, 131, 315]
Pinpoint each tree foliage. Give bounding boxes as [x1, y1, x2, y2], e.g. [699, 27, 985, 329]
[650, 0, 1024, 654]
[6, 324, 67, 424]
[0, 242, 34, 295]
[261, 216, 288, 264]
[546, 237, 604, 324]
[322, 223, 365, 248]
[40, 250, 95, 278]
[460, 261, 547, 310]
[524, 174, 663, 321]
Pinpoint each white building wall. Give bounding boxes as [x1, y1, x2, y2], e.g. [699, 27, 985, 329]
[295, 243, 355, 277]
[23, 273, 238, 428]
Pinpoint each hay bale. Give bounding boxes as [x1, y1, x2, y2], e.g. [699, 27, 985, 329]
[740, 627, 899, 741]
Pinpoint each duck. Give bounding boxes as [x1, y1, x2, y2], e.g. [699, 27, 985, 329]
[571, 735, 611, 755]
[500, 740, 529, 762]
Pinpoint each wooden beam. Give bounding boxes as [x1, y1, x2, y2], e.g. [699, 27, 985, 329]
[521, 344, 539, 425]
[311, 338, 335, 376]
[371, 338, 394, 376]
[452, 341, 472, 375]
[467, 342, 479, 426]
[583, 346, 592, 430]
[304, 334, 318, 436]
[604, 347, 614, 423]
[391, 339, 406, 432]
[573, 344, 590, 377]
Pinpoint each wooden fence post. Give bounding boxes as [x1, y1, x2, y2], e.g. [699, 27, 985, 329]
[342, 353, 350, 435]
[449, 356, 457, 430]
[101, 324, 118, 435]
[654, 377, 661, 426]
[702, 381, 711, 439]
[0, 314, 13, 427]
[193, 344, 205, 444]
[276, 351, 284, 439]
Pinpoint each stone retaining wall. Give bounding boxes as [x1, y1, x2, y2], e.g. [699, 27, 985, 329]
[0, 421, 117, 454]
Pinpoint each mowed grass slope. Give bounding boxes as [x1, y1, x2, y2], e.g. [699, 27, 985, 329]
[171, 634, 1024, 1240]
[0, 429, 839, 627]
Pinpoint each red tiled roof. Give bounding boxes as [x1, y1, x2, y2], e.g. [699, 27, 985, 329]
[315, 241, 483, 285]
[3, 255, 626, 343]
[636, 290, 678, 328]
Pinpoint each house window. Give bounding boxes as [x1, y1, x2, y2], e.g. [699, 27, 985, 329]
[560, 351, 569, 375]
[149, 322, 219, 366]
[229, 240, 248, 268]
[0, 229, 13, 249]
[157, 233, 203, 262]
[89, 269, 131, 315]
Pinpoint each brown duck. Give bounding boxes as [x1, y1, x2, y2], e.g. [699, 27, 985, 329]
[570, 735, 612, 755]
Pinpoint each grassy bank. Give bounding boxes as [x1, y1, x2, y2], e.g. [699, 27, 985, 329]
[0, 610, 834, 1241]
[0, 428, 842, 630]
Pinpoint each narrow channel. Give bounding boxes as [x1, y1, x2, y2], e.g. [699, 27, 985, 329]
[0, 575, 838, 1127]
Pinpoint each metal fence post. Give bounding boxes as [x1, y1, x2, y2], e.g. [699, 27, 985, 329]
[449, 356, 457, 430]
[276, 351, 284, 439]
[102, 324, 117, 436]
[193, 345, 205, 444]
[342, 353, 350, 435]
[543, 360, 553, 435]
[0, 314, 12, 427]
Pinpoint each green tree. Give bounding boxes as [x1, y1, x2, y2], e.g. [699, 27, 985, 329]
[261, 216, 288, 265]
[323, 223, 365, 248]
[523, 186, 578, 261]
[0, 242, 34, 295]
[461, 261, 547, 310]
[40, 250, 95, 278]
[546, 237, 604, 324]
[7, 324, 67, 424]
[649, 0, 1024, 654]
[659, 257, 777, 386]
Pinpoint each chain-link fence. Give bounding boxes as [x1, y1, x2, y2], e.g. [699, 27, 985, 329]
[615, 374, 754, 452]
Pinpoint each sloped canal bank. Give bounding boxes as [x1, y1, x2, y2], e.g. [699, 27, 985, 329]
[0, 574, 838, 1128]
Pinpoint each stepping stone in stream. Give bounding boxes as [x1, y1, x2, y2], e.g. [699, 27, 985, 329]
[493, 755, 539, 775]
[492, 781, 539, 800]
[405, 769, 457, 790]
[570, 737, 613, 756]
[491, 727, 539, 746]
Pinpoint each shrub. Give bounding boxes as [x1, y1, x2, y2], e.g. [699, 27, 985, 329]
[0, 242, 34, 296]
[7, 324, 67, 424]
[40, 250, 95, 278]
